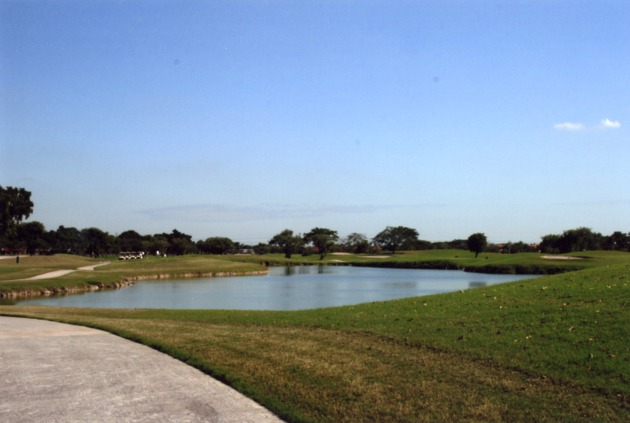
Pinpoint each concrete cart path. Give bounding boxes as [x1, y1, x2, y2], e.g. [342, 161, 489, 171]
[0, 317, 283, 423]
[22, 261, 111, 280]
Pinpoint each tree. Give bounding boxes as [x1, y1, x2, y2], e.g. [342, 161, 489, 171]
[198, 237, 235, 255]
[270, 229, 303, 259]
[80, 227, 111, 257]
[372, 226, 419, 254]
[304, 227, 339, 260]
[501, 241, 537, 254]
[145, 234, 169, 256]
[467, 233, 487, 258]
[542, 227, 602, 253]
[51, 225, 82, 253]
[164, 229, 196, 255]
[540, 234, 561, 254]
[0, 186, 34, 239]
[446, 239, 468, 250]
[253, 242, 271, 255]
[605, 231, 630, 251]
[560, 227, 602, 252]
[343, 232, 370, 254]
[16, 221, 47, 254]
[118, 230, 144, 251]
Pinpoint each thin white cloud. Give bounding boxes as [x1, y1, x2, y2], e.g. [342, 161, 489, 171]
[599, 118, 621, 129]
[554, 118, 622, 131]
[554, 122, 586, 131]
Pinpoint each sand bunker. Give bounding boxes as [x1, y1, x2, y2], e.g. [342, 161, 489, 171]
[541, 255, 583, 260]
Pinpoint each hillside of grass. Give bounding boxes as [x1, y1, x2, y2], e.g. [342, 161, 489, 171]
[0, 254, 99, 280]
[0, 254, 267, 298]
[1, 253, 628, 422]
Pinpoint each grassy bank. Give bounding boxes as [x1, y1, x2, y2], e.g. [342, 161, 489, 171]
[0, 254, 267, 298]
[1, 252, 628, 421]
[224, 249, 623, 274]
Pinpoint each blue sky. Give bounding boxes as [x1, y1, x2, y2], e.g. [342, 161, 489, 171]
[1, 1, 628, 244]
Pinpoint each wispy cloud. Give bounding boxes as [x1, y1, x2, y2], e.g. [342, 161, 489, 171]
[554, 118, 621, 131]
[139, 203, 445, 223]
[554, 122, 586, 131]
[599, 118, 621, 129]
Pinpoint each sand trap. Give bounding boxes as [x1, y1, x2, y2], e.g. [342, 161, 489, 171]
[77, 262, 111, 271]
[541, 255, 583, 260]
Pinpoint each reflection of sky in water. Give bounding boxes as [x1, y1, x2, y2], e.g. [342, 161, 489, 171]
[17, 266, 536, 311]
[384, 281, 417, 289]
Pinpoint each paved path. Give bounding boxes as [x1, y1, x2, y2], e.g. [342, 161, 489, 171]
[23, 261, 111, 280]
[0, 317, 283, 422]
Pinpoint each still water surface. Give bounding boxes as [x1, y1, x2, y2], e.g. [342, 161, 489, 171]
[17, 266, 536, 311]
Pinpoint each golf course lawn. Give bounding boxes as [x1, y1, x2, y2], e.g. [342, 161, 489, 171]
[1, 251, 628, 422]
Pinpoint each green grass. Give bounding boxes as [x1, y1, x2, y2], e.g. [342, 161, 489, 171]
[0, 254, 100, 279]
[94, 254, 267, 279]
[0, 254, 266, 297]
[1, 251, 628, 421]
[226, 249, 612, 274]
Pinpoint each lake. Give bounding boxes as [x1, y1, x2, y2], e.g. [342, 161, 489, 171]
[16, 265, 537, 310]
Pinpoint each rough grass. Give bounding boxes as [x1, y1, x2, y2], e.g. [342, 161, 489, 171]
[0, 255, 266, 297]
[0, 254, 99, 280]
[1, 255, 628, 422]
[224, 249, 615, 274]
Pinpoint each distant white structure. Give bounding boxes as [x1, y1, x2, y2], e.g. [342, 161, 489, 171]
[118, 251, 145, 260]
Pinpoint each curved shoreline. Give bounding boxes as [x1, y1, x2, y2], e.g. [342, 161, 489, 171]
[0, 269, 269, 299]
[0, 280, 135, 299]
[126, 269, 269, 281]
[351, 260, 582, 275]
[1, 254, 584, 300]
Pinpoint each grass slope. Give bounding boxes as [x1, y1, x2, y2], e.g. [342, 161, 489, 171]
[1, 252, 628, 422]
[0, 254, 266, 296]
[0, 254, 99, 280]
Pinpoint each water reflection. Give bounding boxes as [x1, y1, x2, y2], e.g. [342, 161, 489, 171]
[385, 281, 417, 289]
[282, 265, 331, 276]
[16, 266, 536, 311]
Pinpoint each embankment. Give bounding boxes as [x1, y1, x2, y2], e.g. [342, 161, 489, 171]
[0, 280, 135, 299]
[352, 260, 583, 274]
[0, 269, 269, 299]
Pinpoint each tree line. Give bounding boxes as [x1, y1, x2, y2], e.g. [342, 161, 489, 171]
[539, 227, 630, 254]
[2, 186, 629, 258]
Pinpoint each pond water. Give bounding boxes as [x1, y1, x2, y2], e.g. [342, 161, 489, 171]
[17, 266, 536, 311]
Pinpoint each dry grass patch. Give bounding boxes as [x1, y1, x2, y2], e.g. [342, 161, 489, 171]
[2, 258, 628, 422]
[8, 310, 624, 422]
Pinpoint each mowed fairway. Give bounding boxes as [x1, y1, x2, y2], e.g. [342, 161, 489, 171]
[0, 254, 267, 297]
[1, 252, 629, 421]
